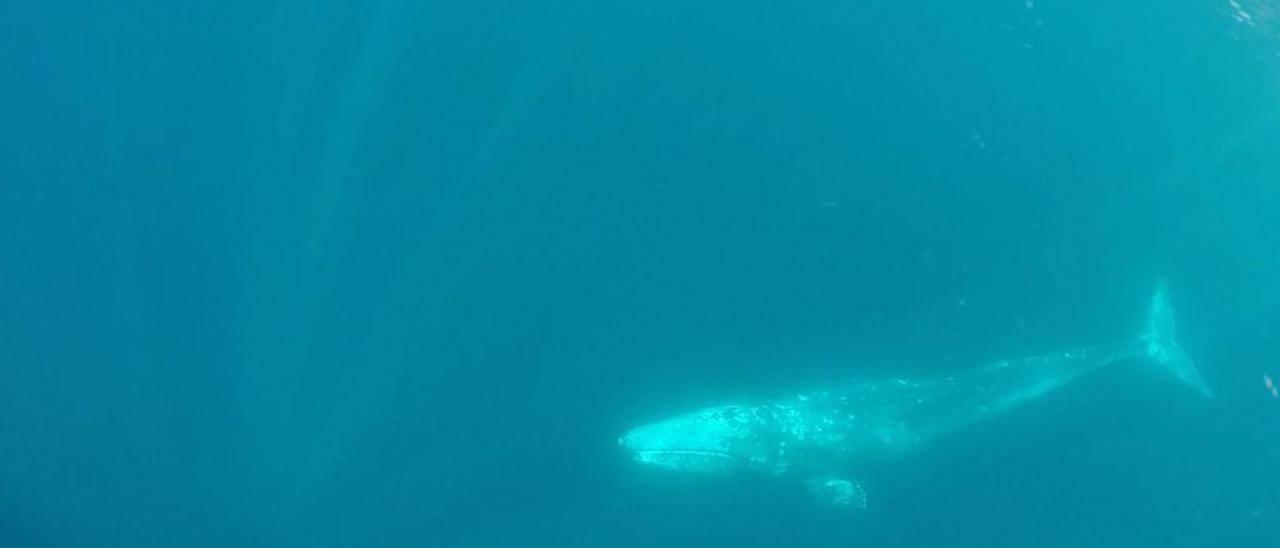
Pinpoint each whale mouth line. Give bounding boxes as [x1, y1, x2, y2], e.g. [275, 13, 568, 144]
[629, 450, 732, 463]
[634, 449, 731, 459]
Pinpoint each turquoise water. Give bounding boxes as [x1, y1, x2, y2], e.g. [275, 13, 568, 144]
[2, 1, 1278, 546]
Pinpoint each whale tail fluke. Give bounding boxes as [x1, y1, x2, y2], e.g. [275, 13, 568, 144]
[1141, 280, 1212, 398]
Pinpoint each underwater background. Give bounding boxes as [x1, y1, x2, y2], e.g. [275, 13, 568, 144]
[2, 1, 1279, 546]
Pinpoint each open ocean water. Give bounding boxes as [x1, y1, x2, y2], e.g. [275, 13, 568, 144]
[2, 1, 1280, 547]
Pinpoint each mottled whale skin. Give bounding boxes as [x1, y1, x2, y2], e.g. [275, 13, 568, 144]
[619, 282, 1211, 508]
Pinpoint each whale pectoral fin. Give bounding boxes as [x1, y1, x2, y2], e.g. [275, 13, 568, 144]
[805, 477, 867, 509]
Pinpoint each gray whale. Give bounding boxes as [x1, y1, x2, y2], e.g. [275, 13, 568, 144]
[619, 281, 1211, 508]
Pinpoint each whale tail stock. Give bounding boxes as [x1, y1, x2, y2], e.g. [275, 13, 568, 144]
[1140, 280, 1212, 398]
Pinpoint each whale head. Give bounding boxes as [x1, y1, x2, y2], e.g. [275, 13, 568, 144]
[619, 404, 778, 474]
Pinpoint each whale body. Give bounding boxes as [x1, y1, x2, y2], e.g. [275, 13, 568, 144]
[618, 282, 1211, 508]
